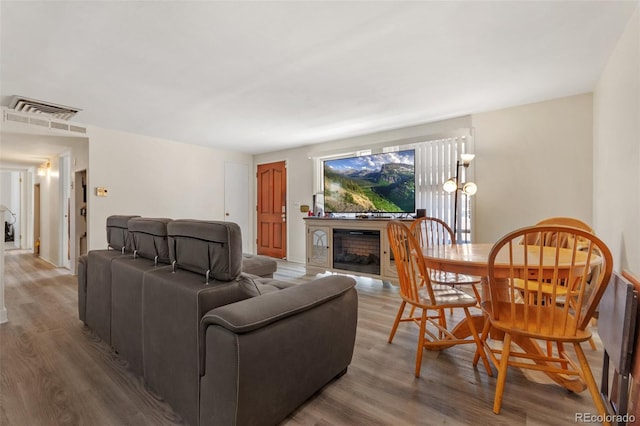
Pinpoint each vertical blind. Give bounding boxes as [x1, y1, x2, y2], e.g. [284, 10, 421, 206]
[414, 135, 474, 242]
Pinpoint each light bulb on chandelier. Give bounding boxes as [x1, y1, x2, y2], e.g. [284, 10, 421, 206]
[442, 154, 478, 242]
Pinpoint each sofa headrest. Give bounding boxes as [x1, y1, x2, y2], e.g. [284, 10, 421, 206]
[106, 215, 141, 252]
[128, 218, 172, 264]
[168, 220, 243, 281]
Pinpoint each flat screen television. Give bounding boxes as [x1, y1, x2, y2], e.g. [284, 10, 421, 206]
[323, 149, 415, 213]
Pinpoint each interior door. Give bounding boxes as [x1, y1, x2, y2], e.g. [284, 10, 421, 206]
[59, 154, 71, 268]
[33, 183, 40, 255]
[256, 161, 286, 259]
[224, 162, 250, 252]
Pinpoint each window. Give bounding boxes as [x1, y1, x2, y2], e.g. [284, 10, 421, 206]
[312, 131, 475, 242]
[414, 135, 474, 243]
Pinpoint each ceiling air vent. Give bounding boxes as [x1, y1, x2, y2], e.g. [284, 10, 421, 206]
[6, 112, 29, 124]
[50, 121, 69, 131]
[3, 109, 88, 135]
[8, 96, 81, 120]
[29, 117, 49, 128]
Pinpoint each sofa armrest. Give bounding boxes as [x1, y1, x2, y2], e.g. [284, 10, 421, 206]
[201, 275, 355, 333]
[199, 275, 358, 426]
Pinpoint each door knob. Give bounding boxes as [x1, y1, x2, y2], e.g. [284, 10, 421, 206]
[225, 213, 230, 216]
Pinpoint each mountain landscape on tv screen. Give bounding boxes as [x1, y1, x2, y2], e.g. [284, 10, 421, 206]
[324, 151, 415, 213]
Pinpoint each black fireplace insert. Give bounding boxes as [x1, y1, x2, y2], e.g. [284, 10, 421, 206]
[332, 229, 380, 275]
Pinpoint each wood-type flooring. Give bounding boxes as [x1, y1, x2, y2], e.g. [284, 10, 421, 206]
[0, 251, 605, 425]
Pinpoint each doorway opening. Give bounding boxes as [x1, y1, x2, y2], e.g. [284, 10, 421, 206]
[75, 170, 87, 260]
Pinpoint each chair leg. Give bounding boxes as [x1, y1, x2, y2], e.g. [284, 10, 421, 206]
[388, 301, 406, 344]
[438, 308, 447, 338]
[471, 283, 482, 305]
[415, 309, 428, 378]
[556, 342, 568, 369]
[588, 336, 597, 350]
[464, 308, 492, 377]
[409, 305, 417, 317]
[473, 316, 492, 367]
[493, 333, 512, 414]
[574, 343, 611, 426]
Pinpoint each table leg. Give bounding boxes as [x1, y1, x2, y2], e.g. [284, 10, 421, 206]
[450, 314, 485, 340]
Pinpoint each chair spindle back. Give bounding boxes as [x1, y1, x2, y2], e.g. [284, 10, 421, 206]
[387, 221, 435, 305]
[488, 225, 613, 336]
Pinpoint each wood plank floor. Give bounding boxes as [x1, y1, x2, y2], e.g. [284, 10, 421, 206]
[0, 251, 605, 425]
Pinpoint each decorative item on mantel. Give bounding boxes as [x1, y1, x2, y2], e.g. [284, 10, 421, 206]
[443, 153, 477, 242]
[312, 192, 324, 217]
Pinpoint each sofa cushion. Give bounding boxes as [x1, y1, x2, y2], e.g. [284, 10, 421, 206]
[106, 215, 140, 252]
[142, 267, 254, 426]
[86, 250, 133, 344]
[111, 256, 172, 376]
[240, 275, 296, 296]
[168, 220, 242, 281]
[128, 217, 172, 264]
[242, 253, 278, 278]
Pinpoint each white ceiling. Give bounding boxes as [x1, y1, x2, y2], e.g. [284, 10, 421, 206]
[0, 1, 637, 156]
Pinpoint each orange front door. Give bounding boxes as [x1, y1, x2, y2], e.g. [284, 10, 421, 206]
[256, 161, 287, 259]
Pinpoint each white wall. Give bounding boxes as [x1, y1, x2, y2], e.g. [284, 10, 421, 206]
[20, 170, 33, 251]
[10, 173, 20, 246]
[593, 5, 640, 276]
[0, 205, 7, 323]
[35, 156, 61, 265]
[254, 116, 472, 263]
[472, 93, 594, 242]
[0, 171, 20, 248]
[258, 95, 596, 261]
[86, 126, 253, 251]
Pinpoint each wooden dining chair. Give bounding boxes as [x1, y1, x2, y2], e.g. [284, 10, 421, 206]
[386, 220, 492, 378]
[523, 217, 599, 352]
[478, 225, 613, 419]
[525, 217, 594, 250]
[410, 217, 482, 303]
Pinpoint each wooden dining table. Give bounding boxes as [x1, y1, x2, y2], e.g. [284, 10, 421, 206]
[422, 242, 598, 392]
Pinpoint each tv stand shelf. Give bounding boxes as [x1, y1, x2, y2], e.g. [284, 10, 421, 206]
[304, 217, 413, 284]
